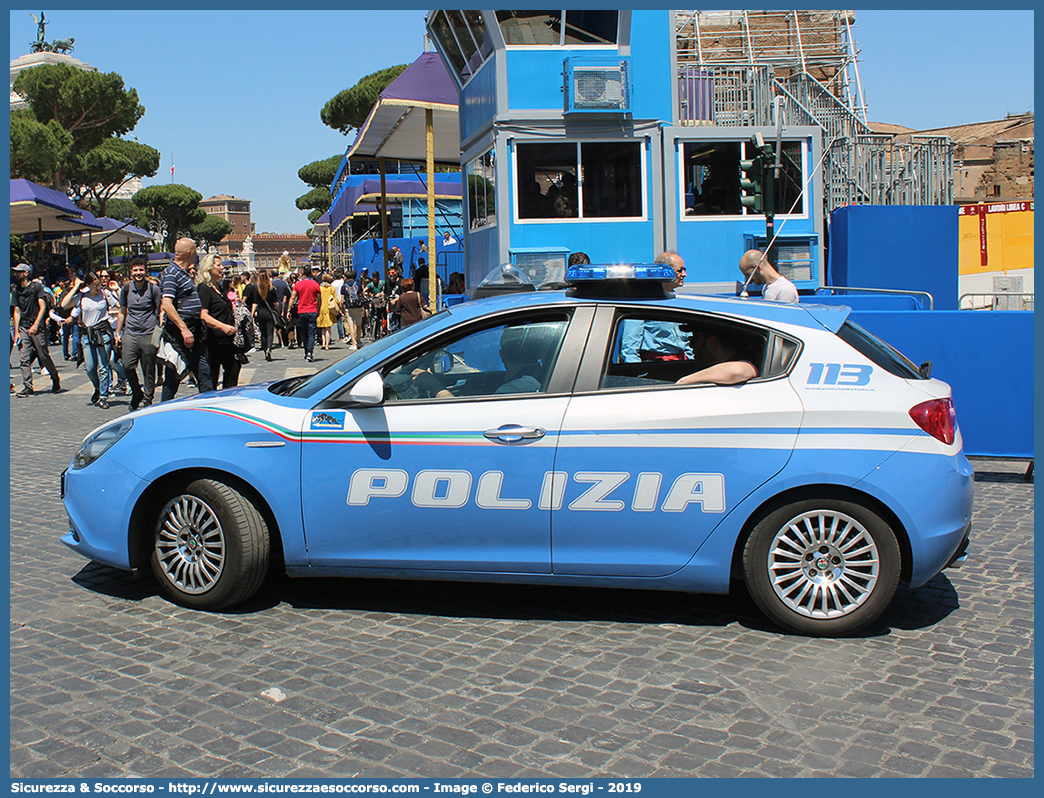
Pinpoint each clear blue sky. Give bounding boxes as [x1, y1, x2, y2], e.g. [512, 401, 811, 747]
[10, 9, 1034, 234]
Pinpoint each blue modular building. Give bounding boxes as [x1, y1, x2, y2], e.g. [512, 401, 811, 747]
[425, 10, 826, 290]
[421, 11, 1030, 462]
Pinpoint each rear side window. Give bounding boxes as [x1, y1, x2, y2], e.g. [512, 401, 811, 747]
[837, 321, 923, 379]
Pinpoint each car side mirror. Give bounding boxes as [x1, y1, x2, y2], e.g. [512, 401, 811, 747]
[349, 371, 386, 406]
[431, 349, 452, 374]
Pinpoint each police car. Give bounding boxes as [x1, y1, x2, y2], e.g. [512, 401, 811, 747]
[61, 264, 973, 636]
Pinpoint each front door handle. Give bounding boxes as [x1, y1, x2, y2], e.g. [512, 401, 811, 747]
[484, 424, 546, 444]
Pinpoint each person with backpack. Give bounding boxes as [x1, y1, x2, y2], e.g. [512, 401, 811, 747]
[116, 256, 162, 410]
[12, 263, 60, 397]
[339, 269, 364, 350]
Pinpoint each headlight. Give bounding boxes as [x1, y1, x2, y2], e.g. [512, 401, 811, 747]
[72, 419, 134, 470]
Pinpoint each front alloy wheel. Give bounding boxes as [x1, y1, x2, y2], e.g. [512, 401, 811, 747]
[151, 478, 270, 609]
[744, 499, 900, 636]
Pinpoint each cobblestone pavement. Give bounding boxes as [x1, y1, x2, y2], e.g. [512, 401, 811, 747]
[10, 340, 1034, 778]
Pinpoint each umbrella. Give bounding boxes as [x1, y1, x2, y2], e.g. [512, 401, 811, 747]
[10, 178, 102, 235]
[343, 52, 460, 313]
[345, 53, 460, 164]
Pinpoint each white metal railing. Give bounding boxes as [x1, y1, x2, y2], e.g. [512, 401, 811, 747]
[959, 292, 1034, 311]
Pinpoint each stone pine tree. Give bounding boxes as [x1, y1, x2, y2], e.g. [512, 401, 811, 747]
[293, 65, 409, 229]
[67, 138, 161, 218]
[9, 110, 73, 184]
[191, 215, 234, 252]
[296, 155, 342, 225]
[133, 184, 207, 253]
[320, 65, 408, 135]
[11, 63, 149, 197]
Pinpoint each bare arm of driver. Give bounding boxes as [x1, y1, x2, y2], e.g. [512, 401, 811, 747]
[676, 360, 757, 386]
[411, 368, 455, 399]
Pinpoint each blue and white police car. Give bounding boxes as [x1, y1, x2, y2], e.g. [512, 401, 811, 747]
[61, 264, 972, 636]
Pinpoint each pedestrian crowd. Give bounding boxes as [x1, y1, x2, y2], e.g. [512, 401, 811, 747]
[11, 238, 459, 409]
[14, 242, 790, 407]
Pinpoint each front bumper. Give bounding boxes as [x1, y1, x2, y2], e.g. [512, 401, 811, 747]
[61, 456, 147, 572]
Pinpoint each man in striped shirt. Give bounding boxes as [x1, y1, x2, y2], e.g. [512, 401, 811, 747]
[160, 238, 214, 401]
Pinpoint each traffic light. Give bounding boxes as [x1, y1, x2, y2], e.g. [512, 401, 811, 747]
[739, 133, 766, 214]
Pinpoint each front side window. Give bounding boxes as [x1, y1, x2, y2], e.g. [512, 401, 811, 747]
[466, 149, 497, 231]
[681, 140, 806, 218]
[516, 141, 643, 221]
[383, 315, 571, 401]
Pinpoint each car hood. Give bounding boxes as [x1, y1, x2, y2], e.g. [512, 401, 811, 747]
[80, 382, 283, 441]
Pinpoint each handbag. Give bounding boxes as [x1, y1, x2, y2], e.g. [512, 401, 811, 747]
[266, 295, 286, 329]
[150, 323, 164, 349]
[86, 321, 112, 346]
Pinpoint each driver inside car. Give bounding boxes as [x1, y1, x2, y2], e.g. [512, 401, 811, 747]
[675, 328, 759, 386]
[410, 324, 553, 399]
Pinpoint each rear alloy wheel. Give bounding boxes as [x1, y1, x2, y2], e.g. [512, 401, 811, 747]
[743, 499, 900, 636]
[151, 478, 270, 610]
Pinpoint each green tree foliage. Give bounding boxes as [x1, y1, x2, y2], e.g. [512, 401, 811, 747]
[9, 110, 73, 184]
[295, 155, 341, 226]
[68, 138, 161, 218]
[320, 65, 408, 135]
[190, 215, 234, 251]
[298, 155, 343, 189]
[13, 63, 144, 150]
[133, 184, 206, 253]
[100, 198, 149, 230]
[295, 186, 333, 214]
[11, 236, 26, 266]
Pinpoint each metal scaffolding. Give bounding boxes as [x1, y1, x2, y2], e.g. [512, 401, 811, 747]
[674, 10, 954, 213]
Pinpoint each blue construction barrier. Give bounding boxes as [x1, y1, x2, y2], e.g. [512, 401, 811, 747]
[849, 310, 1033, 459]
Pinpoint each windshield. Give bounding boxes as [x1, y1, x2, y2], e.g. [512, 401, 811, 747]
[270, 312, 446, 398]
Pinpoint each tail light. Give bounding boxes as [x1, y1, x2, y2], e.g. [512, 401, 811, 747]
[909, 398, 957, 445]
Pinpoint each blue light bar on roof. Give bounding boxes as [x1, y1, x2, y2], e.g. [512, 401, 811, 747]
[565, 263, 676, 282]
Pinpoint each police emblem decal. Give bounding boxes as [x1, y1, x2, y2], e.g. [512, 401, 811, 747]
[310, 411, 346, 430]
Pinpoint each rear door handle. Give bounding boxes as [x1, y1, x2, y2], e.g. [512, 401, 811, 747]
[484, 424, 546, 443]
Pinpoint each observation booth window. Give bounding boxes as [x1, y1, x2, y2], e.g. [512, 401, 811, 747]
[430, 10, 495, 85]
[516, 141, 643, 221]
[495, 10, 619, 46]
[467, 149, 497, 231]
[681, 140, 806, 218]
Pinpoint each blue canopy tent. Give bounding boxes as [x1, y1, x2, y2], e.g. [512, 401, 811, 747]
[11, 179, 103, 268]
[9, 178, 100, 235]
[63, 213, 153, 270]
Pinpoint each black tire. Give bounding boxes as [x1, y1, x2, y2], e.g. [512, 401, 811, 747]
[743, 499, 900, 636]
[150, 478, 270, 610]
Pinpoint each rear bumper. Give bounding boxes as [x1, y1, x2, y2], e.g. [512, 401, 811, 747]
[945, 525, 971, 569]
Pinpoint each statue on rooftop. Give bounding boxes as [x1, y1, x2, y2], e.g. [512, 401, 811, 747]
[30, 12, 47, 45]
[28, 13, 74, 54]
